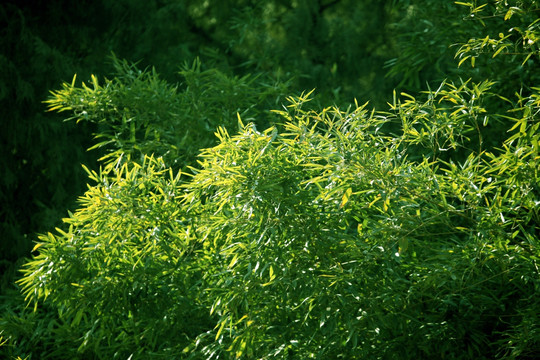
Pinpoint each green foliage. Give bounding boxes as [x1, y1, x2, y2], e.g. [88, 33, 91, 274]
[454, 0, 540, 69]
[1, 0, 398, 283]
[7, 86, 539, 358]
[14, 156, 212, 358]
[44, 56, 289, 170]
[181, 89, 538, 358]
[2, 1, 539, 359]
[386, 0, 540, 156]
[388, 0, 540, 96]
[385, 0, 474, 90]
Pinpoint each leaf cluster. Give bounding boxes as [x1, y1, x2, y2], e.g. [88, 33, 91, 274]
[44, 56, 289, 171]
[1, 1, 539, 359]
[6, 85, 538, 358]
[11, 157, 212, 358]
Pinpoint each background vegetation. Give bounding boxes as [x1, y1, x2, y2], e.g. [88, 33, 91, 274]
[1, 0, 538, 359]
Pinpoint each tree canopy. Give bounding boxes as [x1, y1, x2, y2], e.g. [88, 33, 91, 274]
[1, 1, 539, 359]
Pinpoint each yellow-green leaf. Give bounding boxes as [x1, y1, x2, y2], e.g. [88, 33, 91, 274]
[228, 254, 239, 269]
[383, 198, 390, 212]
[31, 243, 43, 252]
[215, 320, 226, 341]
[458, 55, 471, 67]
[237, 112, 244, 129]
[269, 265, 275, 281]
[340, 188, 353, 208]
[493, 46, 506, 58]
[91, 74, 99, 90]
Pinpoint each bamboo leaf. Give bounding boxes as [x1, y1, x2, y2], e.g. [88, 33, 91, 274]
[340, 188, 353, 208]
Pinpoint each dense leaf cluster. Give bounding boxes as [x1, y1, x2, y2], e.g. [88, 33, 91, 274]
[0, 0, 398, 277]
[44, 57, 288, 170]
[1, 0, 539, 359]
[8, 84, 539, 358]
